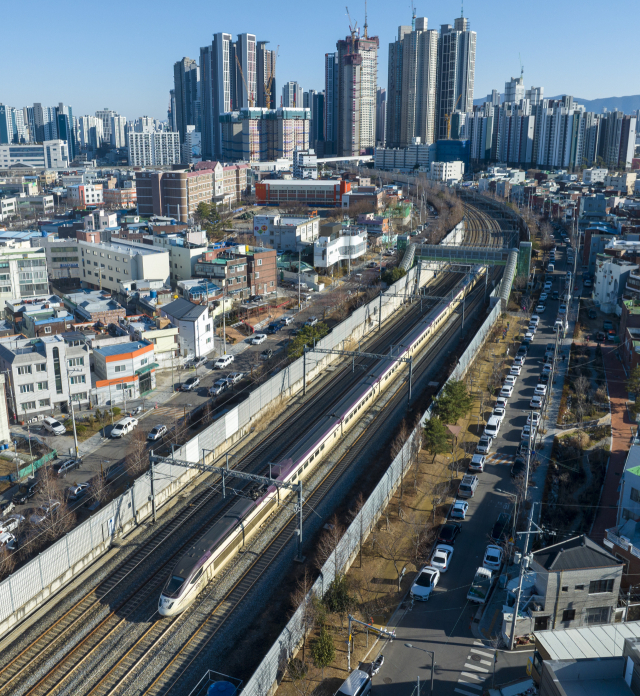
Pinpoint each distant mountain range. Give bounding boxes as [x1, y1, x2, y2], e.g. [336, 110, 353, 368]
[473, 94, 640, 113]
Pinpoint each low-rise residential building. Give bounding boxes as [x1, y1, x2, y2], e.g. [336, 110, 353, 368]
[159, 298, 213, 358]
[341, 186, 385, 211]
[255, 178, 350, 207]
[292, 149, 318, 179]
[22, 307, 74, 338]
[193, 245, 277, 298]
[77, 240, 170, 293]
[356, 213, 389, 234]
[103, 187, 137, 208]
[429, 160, 465, 184]
[67, 183, 103, 208]
[125, 315, 178, 369]
[605, 172, 637, 195]
[504, 535, 623, 643]
[84, 210, 117, 231]
[62, 288, 126, 324]
[313, 223, 367, 270]
[252, 213, 321, 252]
[594, 254, 638, 314]
[176, 279, 223, 304]
[0, 196, 16, 221]
[150, 235, 207, 284]
[582, 167, 608, 184]
[0, 333, 91, 420]
[92, 340, 156, 406]
[0, 246, 48, 302]
[20, 195, 54, 216]
[4, 295, 62, 332]
[31, 236, 81, 281]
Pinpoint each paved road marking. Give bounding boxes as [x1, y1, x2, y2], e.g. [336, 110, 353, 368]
[470, 648, 493, 658]
[464, 663, 489, 673]
[473, 641, 486, 647]
[478, 658, 492, 666]
[458, 679, 482, 690]
[461, 672, 486, 682]
[455, 689, 481, 696]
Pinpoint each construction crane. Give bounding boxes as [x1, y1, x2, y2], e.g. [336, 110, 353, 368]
[235, 54, 254, 107]
[445, 94, 462, 139]
[264, 44, 279, 109]
[346, 6, 358, 42]
[363, 0, 368, 38]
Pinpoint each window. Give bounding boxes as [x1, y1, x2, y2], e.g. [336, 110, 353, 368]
[255, 272, 260, 279]
[44, 326, 51, 334]
[140, 358, 148, 366]
[205, 324, 211, 333]
[258, 258, 263, 266]
[17, 365, 32, 375]
[631, 488, 640, 503]
[562, 609, 575, 622]
[68, 357, 84, 367]
[562, 586, 568, 592]
[585, 606, 610, 625]
[71, 392, 87, 402]
[19, 384, 34, 393]
[114, 365, 126, 373]
[22, 401, 36, 411]
[589, 579, 614, 594]
[575, 585, 585, 591]
[37, 381, 48, 390]
[70, 375, 86, 385]
[36, 363, 46, 372]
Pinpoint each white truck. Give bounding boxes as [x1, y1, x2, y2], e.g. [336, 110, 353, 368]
[467, 567, 495, 604]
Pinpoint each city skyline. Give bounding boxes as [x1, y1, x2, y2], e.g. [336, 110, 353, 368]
[2, 0, 639, 120]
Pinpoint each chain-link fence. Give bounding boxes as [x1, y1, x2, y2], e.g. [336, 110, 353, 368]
[0, 267, 424, 639]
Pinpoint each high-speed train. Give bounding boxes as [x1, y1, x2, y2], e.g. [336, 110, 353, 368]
[158, 269, 484, 617]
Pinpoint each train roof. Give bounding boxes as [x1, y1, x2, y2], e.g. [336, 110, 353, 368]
[173, 496, 255, 579]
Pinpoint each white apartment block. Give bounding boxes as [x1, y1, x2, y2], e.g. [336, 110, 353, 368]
[253, 213, 320, 252]
[0, 197, 17, 221]
[0, 140, 69, 169]
[0, 246, 48, 302]
[128, 132, 181, 166]
[313, 228, 367, 269]
[67, 184, 103, 207]
[78, 240, 170, 293]
[292, 149, 318, 179]
[428, 160, 465, 184]
[110, 115, 127, 148]
[583, 167, 608, 184]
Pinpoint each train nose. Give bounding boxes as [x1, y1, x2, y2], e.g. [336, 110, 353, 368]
[158, 597, 174, 616]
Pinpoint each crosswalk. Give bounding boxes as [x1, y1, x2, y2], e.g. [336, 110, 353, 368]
[454, 642, 495, 696]
[486, 453, 514, 466]
[144, 405, 186, 423]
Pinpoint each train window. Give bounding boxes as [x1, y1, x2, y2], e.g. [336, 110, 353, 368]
[165, 575, 185, 596]
[190, 568, 204, 585]
[320, 443, 325, 450]
[304, 462, 309, 469]
[315, 449, 320, 457]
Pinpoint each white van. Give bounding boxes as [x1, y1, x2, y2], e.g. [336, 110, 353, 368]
[335, 670, 371, 696]
[110, 417, 137, 438]
[43, 417, 66, 436]
[547, 263, 555, 273]
[484, 416, 501, 439]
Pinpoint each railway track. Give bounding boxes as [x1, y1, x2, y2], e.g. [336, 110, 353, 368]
[0, 273, 461, 696]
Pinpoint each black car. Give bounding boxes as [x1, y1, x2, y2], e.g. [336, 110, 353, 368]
[491, 512, 512, 543]
[517, 345, 528, 357]
[588, 309, 597, 319]
[437, 521, 462, 545]
[12, 479, 39, 504]
[538, 372, 550, 385]
[510, 456, 527, 478]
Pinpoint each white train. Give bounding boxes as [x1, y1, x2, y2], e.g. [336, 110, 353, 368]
[158, 269, 484, 617]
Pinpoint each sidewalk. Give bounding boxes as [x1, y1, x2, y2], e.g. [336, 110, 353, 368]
[590, 344, 630, 545]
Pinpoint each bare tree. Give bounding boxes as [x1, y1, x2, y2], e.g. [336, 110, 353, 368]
[125, 428, 149, 478]
[574, 375, 591, 423]
[291, 568, 317, 663]
[89, 473, 112, 506]
[41, 499, 75, 542]
[348, 491, 366, 567]
[391, 422, 410, 498]
[376, 527, 408, 591]
[431, 480, 450, 524]
[316, 514, 346, 574]
[0, 545, 16, 579]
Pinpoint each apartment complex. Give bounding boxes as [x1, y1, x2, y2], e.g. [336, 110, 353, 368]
[0, 246, 48, 302]
[194, 245, 277, 298]
[77, 240, 170, 293]
[127, 131, 181, 166]
[67, 183, 103, 208]
[0, 334, 91, 419]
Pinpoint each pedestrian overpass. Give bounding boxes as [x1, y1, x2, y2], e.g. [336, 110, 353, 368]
[413, 244, 517, 266]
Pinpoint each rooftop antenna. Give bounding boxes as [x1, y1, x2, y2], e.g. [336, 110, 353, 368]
[461, 0, 464, 17]
[519, 53, 524, 82]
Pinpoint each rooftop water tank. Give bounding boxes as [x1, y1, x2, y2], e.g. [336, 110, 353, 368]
[150, 290, 157, 299]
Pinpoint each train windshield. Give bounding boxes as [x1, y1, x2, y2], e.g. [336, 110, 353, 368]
[164, 575, 185, 597]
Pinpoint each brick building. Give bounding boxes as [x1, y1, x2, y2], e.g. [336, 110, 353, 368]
[103, 187, 137, 208]
[194, 245, 277, 298]
[255, 178, 351, 207]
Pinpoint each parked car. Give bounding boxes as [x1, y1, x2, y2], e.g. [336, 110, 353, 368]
[535, 304, 546, 313]
[252, 334, 267, 345]
[305, 317, 319, 327]
[437, 522, 462, 546]
[226, 372, 244, 385]
[30, 501, 61, 525]
[280, 316, 293, 326]
[588, 309, 597, 319]
[483, 544, 503, 572]
[67, 483, 90, 501]
[523, 332, 534, 343]
[0, 514, 24, 534]
[450, 500, 469, 520]
[595, 331, 606, 342]
[0, 532, 17, 550]
[12, 479, 39, 504]
[527, 412, 541, 427]
[504, 375, 517, 387]
[584, 279, 593, 288]
[500, 385, 514, 398]
[192, 356, 207, 368]
[213, 355, 235, 369]
[261, 348, 273, 360]
[530, 315, 540, 326]
[181, 376, 200, 392]
[510, 365, 522, 376]
[476, 435, 493, 454]
[544, 281, 553, 291]
[209, 379, 228, 396]
[43, 416, 66, 436]
[52, 458, 80, 478]
[267, 323, 283, 334]
[552, 290, 559, 300]
[410, 565, 440, 601]
[430, 544, 454, 573]
[558, 304, 567, 315]
[607, 330, 616, 341]
[513, 355, 525, 367]
[492, 406, 506, 422]
[111, 417, 138, 438]
[494, 397, 508, 410]
[539, 293, 548, 302]
[458, 474, 479, 499]
[147, 424, 167, 441]
[522, 424, 536, 440]
[530, 394, 543, 409]
[534, 384, 548, 397]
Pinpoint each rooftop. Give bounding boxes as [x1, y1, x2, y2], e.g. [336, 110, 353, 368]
[77, 239, 165, 256]
[161, 298, 207, 321]
[93, 341, 151, 358]
[535, 620, 640, 660]
[532, 535, 620, 571]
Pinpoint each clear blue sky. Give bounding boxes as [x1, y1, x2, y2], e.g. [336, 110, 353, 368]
[3, 0, 637, 120]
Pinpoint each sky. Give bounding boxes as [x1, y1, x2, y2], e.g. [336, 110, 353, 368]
[3, 0, 638, 121]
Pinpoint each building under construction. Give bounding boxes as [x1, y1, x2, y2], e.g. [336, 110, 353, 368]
[219, 107, 310, 162]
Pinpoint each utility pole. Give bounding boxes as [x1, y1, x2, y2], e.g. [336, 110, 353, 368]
[298, 249, 301, 312]
[223, 289, 227, 355]
[509, 504, 535, 650]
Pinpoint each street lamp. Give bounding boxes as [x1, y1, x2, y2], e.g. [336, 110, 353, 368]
[404, 644, 435, 695]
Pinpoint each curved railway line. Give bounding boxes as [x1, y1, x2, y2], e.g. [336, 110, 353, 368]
[0, 197, 510, 696]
